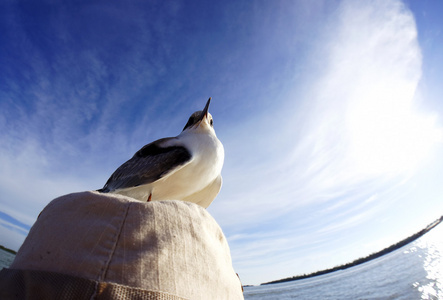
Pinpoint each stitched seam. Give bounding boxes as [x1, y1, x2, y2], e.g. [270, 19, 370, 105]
[91, 202, 131, 299]
[102, 202, 131, 281]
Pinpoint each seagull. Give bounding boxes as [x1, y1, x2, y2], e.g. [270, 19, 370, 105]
[98, 98, 224, 208]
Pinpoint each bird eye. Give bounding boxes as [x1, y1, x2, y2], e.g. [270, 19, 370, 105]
[210, 119, 213, 126]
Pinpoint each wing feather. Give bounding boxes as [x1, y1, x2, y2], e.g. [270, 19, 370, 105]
[99, 138, 191, 192]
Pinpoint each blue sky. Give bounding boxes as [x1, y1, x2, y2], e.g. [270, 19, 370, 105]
[1, 0, 443, 285]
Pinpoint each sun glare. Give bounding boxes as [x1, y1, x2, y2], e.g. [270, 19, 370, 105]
[346, 82, 442, 177]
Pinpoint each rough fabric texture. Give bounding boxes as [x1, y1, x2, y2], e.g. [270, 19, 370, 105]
[4, 191, 243, 299]
[0, 269, 186, 300]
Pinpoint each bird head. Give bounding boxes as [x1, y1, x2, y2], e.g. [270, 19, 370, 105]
[182, 98, 215, 132]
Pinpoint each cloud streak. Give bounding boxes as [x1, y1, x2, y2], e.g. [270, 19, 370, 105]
[214, 0, 443, 284]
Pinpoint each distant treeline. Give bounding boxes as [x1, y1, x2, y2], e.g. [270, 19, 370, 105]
[0, 245, 17, 255]
[261, 215, 443, 286]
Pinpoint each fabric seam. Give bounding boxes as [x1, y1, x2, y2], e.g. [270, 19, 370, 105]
[90, 201, 132, 299]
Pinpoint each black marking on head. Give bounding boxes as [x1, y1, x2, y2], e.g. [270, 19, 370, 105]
[183, 111, 203, 131]
[183, 98, 212, 131]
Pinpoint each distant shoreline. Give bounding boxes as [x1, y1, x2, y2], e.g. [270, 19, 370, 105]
[0, 245, 17, 255]
[261, 215, 443, 286]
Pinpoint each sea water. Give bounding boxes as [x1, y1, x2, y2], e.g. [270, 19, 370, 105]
[244, 223, 443, 299]
[0, 249, 15, 270]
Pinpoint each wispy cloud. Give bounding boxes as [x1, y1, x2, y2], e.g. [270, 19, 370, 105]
[214, 0, 443, 284]
[0, 3, 188, 245]
[215, 0, 440, 218]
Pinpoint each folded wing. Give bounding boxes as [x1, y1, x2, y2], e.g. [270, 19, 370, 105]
[99, 138, 192, 193]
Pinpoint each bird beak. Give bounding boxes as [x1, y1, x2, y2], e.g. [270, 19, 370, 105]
[197, 97, 211, 122]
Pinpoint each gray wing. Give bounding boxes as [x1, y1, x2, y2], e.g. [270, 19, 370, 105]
[99, 137, 192, 192]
